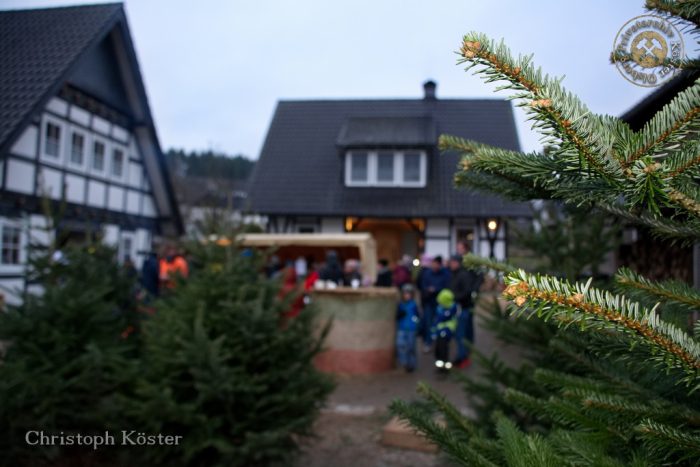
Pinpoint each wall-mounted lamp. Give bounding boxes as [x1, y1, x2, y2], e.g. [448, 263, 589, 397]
[485, 218, 500, 258]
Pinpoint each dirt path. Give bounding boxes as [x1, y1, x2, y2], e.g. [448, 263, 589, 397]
[299, 412, 451, 467]
[299, 301, 525, 466]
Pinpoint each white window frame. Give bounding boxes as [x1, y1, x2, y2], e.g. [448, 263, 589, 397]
[110, 145, 127, 181]
[40, 114, 65, 164]
[345, 150, 427, 187]
[0, 219, 26, 272]
[91, 136, 108, 175]
[67, 125, 88, 169]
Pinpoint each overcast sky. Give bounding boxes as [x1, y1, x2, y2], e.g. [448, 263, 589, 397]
[4, 0, 668, 158]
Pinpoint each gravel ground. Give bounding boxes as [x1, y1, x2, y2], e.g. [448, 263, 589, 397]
[299, 300, 525, 466]
[298, 412, 452, 467]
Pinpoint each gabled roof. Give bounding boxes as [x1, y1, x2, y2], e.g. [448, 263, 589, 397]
[337, 116, 436, 147]
[249, 97, 530, 218]
[0, 3, 122, 146]
[0, 3, 182, 234]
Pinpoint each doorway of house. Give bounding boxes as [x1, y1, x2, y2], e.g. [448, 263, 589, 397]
[348, 218, 421, 263]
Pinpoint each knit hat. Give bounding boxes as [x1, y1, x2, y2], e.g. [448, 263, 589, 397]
[401, 283, 414, 294]
[437, 289, 455, 308]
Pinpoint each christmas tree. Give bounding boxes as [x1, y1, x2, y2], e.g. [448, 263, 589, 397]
[391, 1, 700, 465]
[119, 240, 334, 467]
[0, 238, 140, 466]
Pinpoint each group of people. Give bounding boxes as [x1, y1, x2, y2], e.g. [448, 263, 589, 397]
[139, 242, 190, 299]
[391, 242, 483, 373]
[262, 244, 483, 374]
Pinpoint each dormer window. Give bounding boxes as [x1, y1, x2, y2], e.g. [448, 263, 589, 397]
[349, 151, 369, 182]
[345, 149, 427, 187]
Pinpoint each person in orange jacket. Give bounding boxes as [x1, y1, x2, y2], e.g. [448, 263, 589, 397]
[159, 243, 189, 290]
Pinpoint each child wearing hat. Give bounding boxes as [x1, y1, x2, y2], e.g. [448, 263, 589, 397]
[434, 289, 458, 371]
[396, 284, 420, 372]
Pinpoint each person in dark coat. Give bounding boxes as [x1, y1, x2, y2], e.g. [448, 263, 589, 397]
[375, 259, 393, 287]
[140, 251, 160, 299]
[418, 255, 451, 350]
[448, 253, 484, 368]
[320, 250, 343, 285]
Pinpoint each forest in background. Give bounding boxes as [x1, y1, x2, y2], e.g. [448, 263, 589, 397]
[165, 148, 255, 181]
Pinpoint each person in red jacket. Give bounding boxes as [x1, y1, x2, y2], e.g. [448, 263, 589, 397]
[279, 263, 305, 318]
[392, 255, 412, 289]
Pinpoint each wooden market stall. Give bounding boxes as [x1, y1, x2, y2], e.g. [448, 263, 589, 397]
[236, 232, 378, 283]
[233, 233, 396, 374]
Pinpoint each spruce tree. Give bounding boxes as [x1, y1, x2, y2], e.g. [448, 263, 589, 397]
[119, 240, 334, 467]
[0, 240, 140, 466]
[391, 1, 700, 465]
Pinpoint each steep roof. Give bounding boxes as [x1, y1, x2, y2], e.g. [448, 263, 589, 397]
[0, 3, 122, 146]
[249, 97, 530, 218]
[0, 3, 182, 233]
[337, 116, 436, 147]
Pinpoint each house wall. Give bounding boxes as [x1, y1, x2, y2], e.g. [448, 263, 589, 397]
[0, 211, 151, 305]
[321, 217, 344, 234]
[0, 96, 164, 305]
[475, 220, 506, 261]
[425, 218, 450, 259]
[3, 96, 159, 219]
[267, 215, 510, 263]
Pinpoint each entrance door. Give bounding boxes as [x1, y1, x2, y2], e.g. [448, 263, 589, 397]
[351, 219, 421, 263]
[372, 228, 402, 263]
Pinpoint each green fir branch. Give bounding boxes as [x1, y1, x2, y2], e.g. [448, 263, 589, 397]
[494, 413, 565, 467]
[458, 33, 626, 176]
[547, 430, 628, 467]
[637, 418, 700, 463]
[665, 139, 700, 177]
[623, 80, 700, 168]
[416, 382, 479, 437]
[647, 0, 700, 26]
[462, 253, 518, 274]
[503, 271, 700, 378]
[581, 393, 700, 427]
[616, 267, 700, 312]
[599, 203, 700, 243]
[389, 398, 498, 467]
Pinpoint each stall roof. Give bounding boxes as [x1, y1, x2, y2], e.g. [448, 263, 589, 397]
[237, 233, 377, 280]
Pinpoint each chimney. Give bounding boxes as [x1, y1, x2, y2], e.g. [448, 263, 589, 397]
[423, 80, 437, 100]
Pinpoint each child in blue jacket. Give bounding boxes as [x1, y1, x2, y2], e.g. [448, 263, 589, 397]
[396, 284, 420, 372]
[433, 289, 458, 371]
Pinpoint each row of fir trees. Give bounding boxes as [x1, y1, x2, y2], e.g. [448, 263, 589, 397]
[0, 223, 333, 467]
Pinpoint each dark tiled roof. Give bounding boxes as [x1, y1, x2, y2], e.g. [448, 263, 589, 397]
[0, 3, 122, 147]
[249, 98, 530, 218]
[337, 116, 436, 147]
[0, 3, 183, 234]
